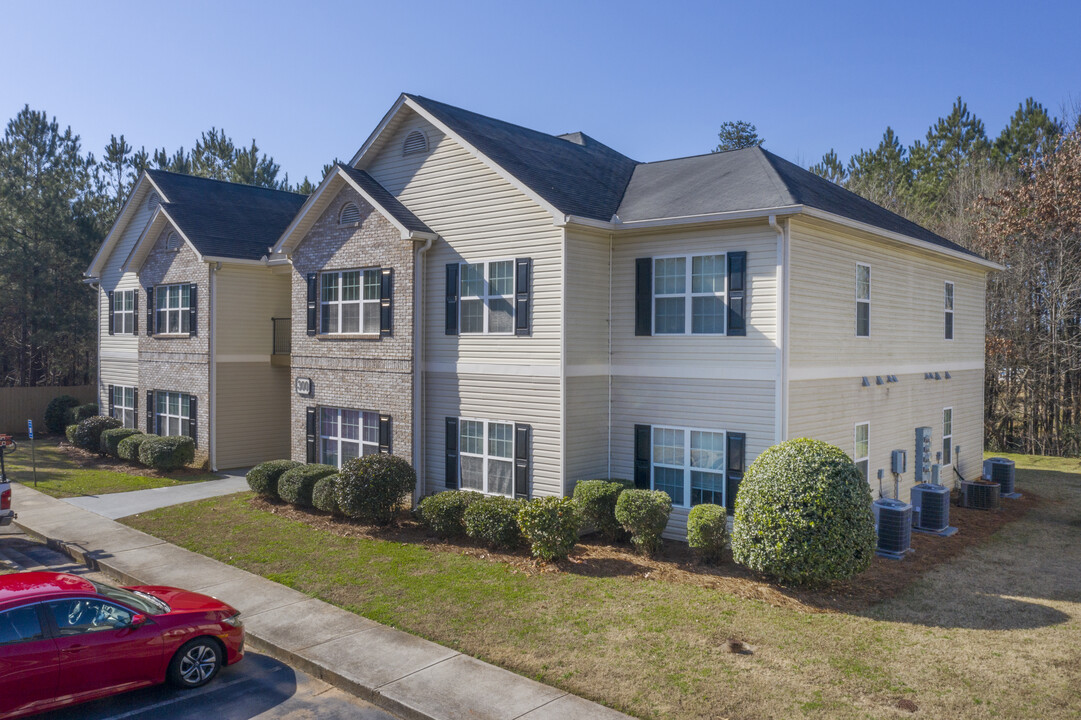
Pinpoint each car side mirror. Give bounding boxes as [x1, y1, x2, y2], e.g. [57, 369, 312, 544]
[130, 614, 149, 628]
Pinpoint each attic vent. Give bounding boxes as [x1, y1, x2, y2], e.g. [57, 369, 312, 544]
[165, 232, 180, 251]
[339, 202, 361, 225]
[147, 192, 161, 212]
[402, 130, 428, 156]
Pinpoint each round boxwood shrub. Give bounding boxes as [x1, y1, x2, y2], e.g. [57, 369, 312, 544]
[73, 416, 122, 453]
[138, 435, 196, 471]
[65, 423, 79, 444]
[312, 474, 340, 514]
[615, 489, 672, 556]
[246, 460, 301, 499]
[46, 395, 81, 434]
[572, 479, 632, 542]
[336, 454, 416, 525]
[463, 495, 524, 549]
[687, 504, 728, 564]
[68, 403, 99, 425]
[278, 464, 337, 507]
[418, 490, 482, 539]
[731, 438, 876, 586]
[118, 433, 154, 462]
[518, 496, 581, 561]
[100, 427, 142, 458]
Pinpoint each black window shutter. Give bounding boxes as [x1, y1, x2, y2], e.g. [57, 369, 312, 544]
[188, 284, 198, 336]
[306, 407, 317, 463]
[146, 288, 154, 335]
[445, 264, 459, 335]
[306, 273, 318, 336]
[514, 424, 531, 498]
[146, 390, 155, 434]
[635, 258, 652, 336]
[727, 252, 747, 336]
[132, 291, 139, 334]
[187, 395, 198, 447]
[107, 291, 115, 335]
[725, 432, 746, 514]
[514, 258, 532, 336]
[633, 424, 651, 489]
[378, 415, 392, 454]
[380, 268, 393, 337]
[108, 385, 115, 418]
[445, 417, 458, 488]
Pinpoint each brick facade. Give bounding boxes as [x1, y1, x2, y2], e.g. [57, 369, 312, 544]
[289, 186, 416, 466]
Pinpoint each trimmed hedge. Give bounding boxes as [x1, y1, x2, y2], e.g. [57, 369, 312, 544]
[100, 427, 142, 458]
[47, 395, 81, 434]
[118, 433, 155, 462]
[417, 490, 481, 538]
[68, 403, 99, 425]
[138, 435, 195, 471]
[246, 460, 301, 499]
[731, 438, 876, 586]
[65, 424, 79, 444]
[615, 489, 672, 555]
[73, 416, 122, 453]
[518, 496, 580, 561]
[463, 495, 524, 549]
[687, 504, 727, 563]
[278, 464, 337, 507]
[336, 454, 416, 525]
[312, 474, 340, 514]
[572, 479, 632, 541]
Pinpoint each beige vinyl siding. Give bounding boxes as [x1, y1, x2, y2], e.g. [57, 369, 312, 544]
[564, 375, 610, 491]
[423, 372, 561, 498]
[787, 369, 984, 501]
[99, 357, 139, 417]
[215, 265, 291, 357]
[610, 222, 779, 372]
[610, 376, 775, 539]
[788, 217, 988, 372]
[565, 229, 611, 367]
[215, 362, 291, 468]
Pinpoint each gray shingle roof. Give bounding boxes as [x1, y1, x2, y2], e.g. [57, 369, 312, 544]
[335, 164, 433, 235]
[147, 170, 307, 260]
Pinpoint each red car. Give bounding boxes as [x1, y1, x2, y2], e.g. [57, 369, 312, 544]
[0, 572, 244, 719]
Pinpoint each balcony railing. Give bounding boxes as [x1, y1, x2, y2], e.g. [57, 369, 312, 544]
[272, 317, 291, 355]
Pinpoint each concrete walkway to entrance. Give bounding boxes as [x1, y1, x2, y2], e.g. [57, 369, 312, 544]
[62, 469, 250, 519]
[12, 485, 632, 720]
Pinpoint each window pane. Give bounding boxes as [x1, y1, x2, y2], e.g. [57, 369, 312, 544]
[363, 270, 381, 300]
[340, 410, 360, 440]
[341, 441, 360, 464]
[488, 423, 513, 458]
[943, 409, 952, 436]
[653, 428, 684, 466]
[654, 298, 685, 334]
[169, 310, 180, 333]
[460, 420, 484, 455]
[321, 408, 338, 437]
[691, 255, 724, 293]
[857, 459, 869, 482]
[362, 302, 380, 333]
[690, 431, 725, 470]
[340, 271, 360, 302]
[488, 298, 513, 333]
[362, 412, 379, 444]
[181, 284, 190, 307]
[488, 261, 513, 296]
[488, 459, 513, 496]
[460, 299, 484, 333]
[0, 606, 45, 645]
[321, 274, 338, 302]
[856, 303, 869, 337]
[691, 296, 724, 334]
[855, 424, 869, 459]
[362, 444, 379, 456]
[460, 264, 484, 297]
[125, 409, 135, 428]
[321, 438, 338, 469]
[856, 265, 870, 300]
[341, 303, 360, 333]
[169, 285, 180, 307]
[943, 438, 952, 465]
[654, 466, 684, 507]
[181, 394, 190, 418]
[945, 284, 954, 310]
[321, 304, 337, 333]
[654, 258, 686, 295]
[461, 456, 484, 491]
[691, 470, 724, 507]
[124, 292, 134, 311]
[180, 308, 190, 333]
[169, 393, 179, 415]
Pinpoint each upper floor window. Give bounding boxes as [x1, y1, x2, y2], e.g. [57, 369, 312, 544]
[944, 281, 954, 340]
[320, 269, 380, 334]
[634, 252, 746, 337]
[460, 260, 514, 334]
[403, 130, 429, 156]
[856, 263, 870, 337]
[320, 407, 379, 468]
[942, 408, 953, 466]
[854, 422, 870, 480]
[109, 289, 135, 335]
[155, 283, 192, 334]
[339, 202, 361, 225]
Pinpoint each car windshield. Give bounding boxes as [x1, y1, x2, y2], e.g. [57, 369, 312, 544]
[90, 579, 170, 615]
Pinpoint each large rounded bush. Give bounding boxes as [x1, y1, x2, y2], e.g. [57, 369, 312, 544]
[687, 504, 727, 563]
[463, 495, 524, 549]
[65, 424, 79, 444]
[138, 435, 195, 471]
[46, 395, 81, 434]
[246, 460, 301, 499]
[572, 479, 632, 542]
[118, 433, 154, 462]
[614, 489, 672, 555]
[73, 416, 122, 453]
[731, 438, 875, 586]
[100, 427, 142, 458]
[418, 490, 481, 539]
[336, 454, 416, 525]
[278, 464, 337, 507]
[68, 403, 99, 425]
[312, 474, 340, 514]
[518, 496, 580, 561]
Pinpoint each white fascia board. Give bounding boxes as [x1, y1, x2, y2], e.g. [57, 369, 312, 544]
[348, 94, 408, 167]
[120, 207, 168, 272]
[86, 173, 168, 277]
[271, 168, 342, 256]
[335, 167, 436, 241]
[122, 206, 202, 273]
[202, 256, 267, 267]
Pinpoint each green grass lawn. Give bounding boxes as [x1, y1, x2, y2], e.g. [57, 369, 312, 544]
[3, 436, 217, 498]
[121, 454, 1081, 720]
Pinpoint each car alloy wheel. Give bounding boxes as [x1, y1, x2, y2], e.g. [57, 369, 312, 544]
[168, 638, 221, 688]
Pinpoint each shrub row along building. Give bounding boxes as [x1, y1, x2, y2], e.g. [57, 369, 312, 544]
[85, 94, 999, 538]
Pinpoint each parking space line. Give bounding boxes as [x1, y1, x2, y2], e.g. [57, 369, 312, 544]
[97, 675, 254, 720]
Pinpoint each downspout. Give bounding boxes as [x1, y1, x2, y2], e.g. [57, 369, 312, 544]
[412, 235, 434, 506]
[769, 216, 790, 443]
[209, 262, 220, 471]
[607, 232, 613, 478]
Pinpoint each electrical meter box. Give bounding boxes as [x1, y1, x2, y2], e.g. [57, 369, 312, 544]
[890, 449, 907, 475]
[915, 426, 933, 483]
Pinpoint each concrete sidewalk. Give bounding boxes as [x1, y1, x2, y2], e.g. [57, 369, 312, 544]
[61, 469, 250, 519]
[12, 485, 632, 720]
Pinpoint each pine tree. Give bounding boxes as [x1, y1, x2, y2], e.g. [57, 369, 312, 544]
[846, 127, 912, 214]
[809, 149, 847, 184]
[102, 134, 132, 211]
[232, 139, 282, 189]
[992, 98, 1062, 171]
[909, 97, 990, 219]
[713, 121, 763, 152]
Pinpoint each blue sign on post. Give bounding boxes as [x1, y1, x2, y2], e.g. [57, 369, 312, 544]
[27, 420, 33, 440]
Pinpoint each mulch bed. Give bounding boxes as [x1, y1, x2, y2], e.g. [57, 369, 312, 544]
[56, 441, 210, 479]
[250, 490, 1038, 614]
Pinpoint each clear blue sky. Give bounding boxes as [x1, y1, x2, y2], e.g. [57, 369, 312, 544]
[2, 0, 1078, 183]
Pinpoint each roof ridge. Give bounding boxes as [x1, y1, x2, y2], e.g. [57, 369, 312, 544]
[636, 146, 760, 166]
[146, 168, 306, 199]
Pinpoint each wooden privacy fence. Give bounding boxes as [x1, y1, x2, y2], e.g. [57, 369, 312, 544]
[0, 385, 95, 436]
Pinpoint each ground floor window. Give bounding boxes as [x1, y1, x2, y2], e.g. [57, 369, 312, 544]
[942, 408, 953, 466]
[111, 386, 136, 428]
[459, 418, 514, 496]
[320, 407, 378, 469]
[650, 426, 726, 508]
[854, 422, 870, 481]
[155, 391, 193, 438]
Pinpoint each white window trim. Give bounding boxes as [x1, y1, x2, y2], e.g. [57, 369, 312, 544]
[319, 406, 379, 469]
[942, 407, 953, 467]
[856, 263, 871, 338]
[156, 391, 190, 438]
[458, 417, 515, 497]
[650, 424, 727, 509]
[112, 290, 135, 335]
[651, 252, 727, 336]
[944, 281, 955, 341]
[320, 268, 380, 335]
[854, 421, 870, 481]
[112, 385, 136, 429]
[459, 259, 516, 336]
[155, 283, 190, 335]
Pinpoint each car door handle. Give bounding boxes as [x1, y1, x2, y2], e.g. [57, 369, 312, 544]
[61, 644, 88, 654]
